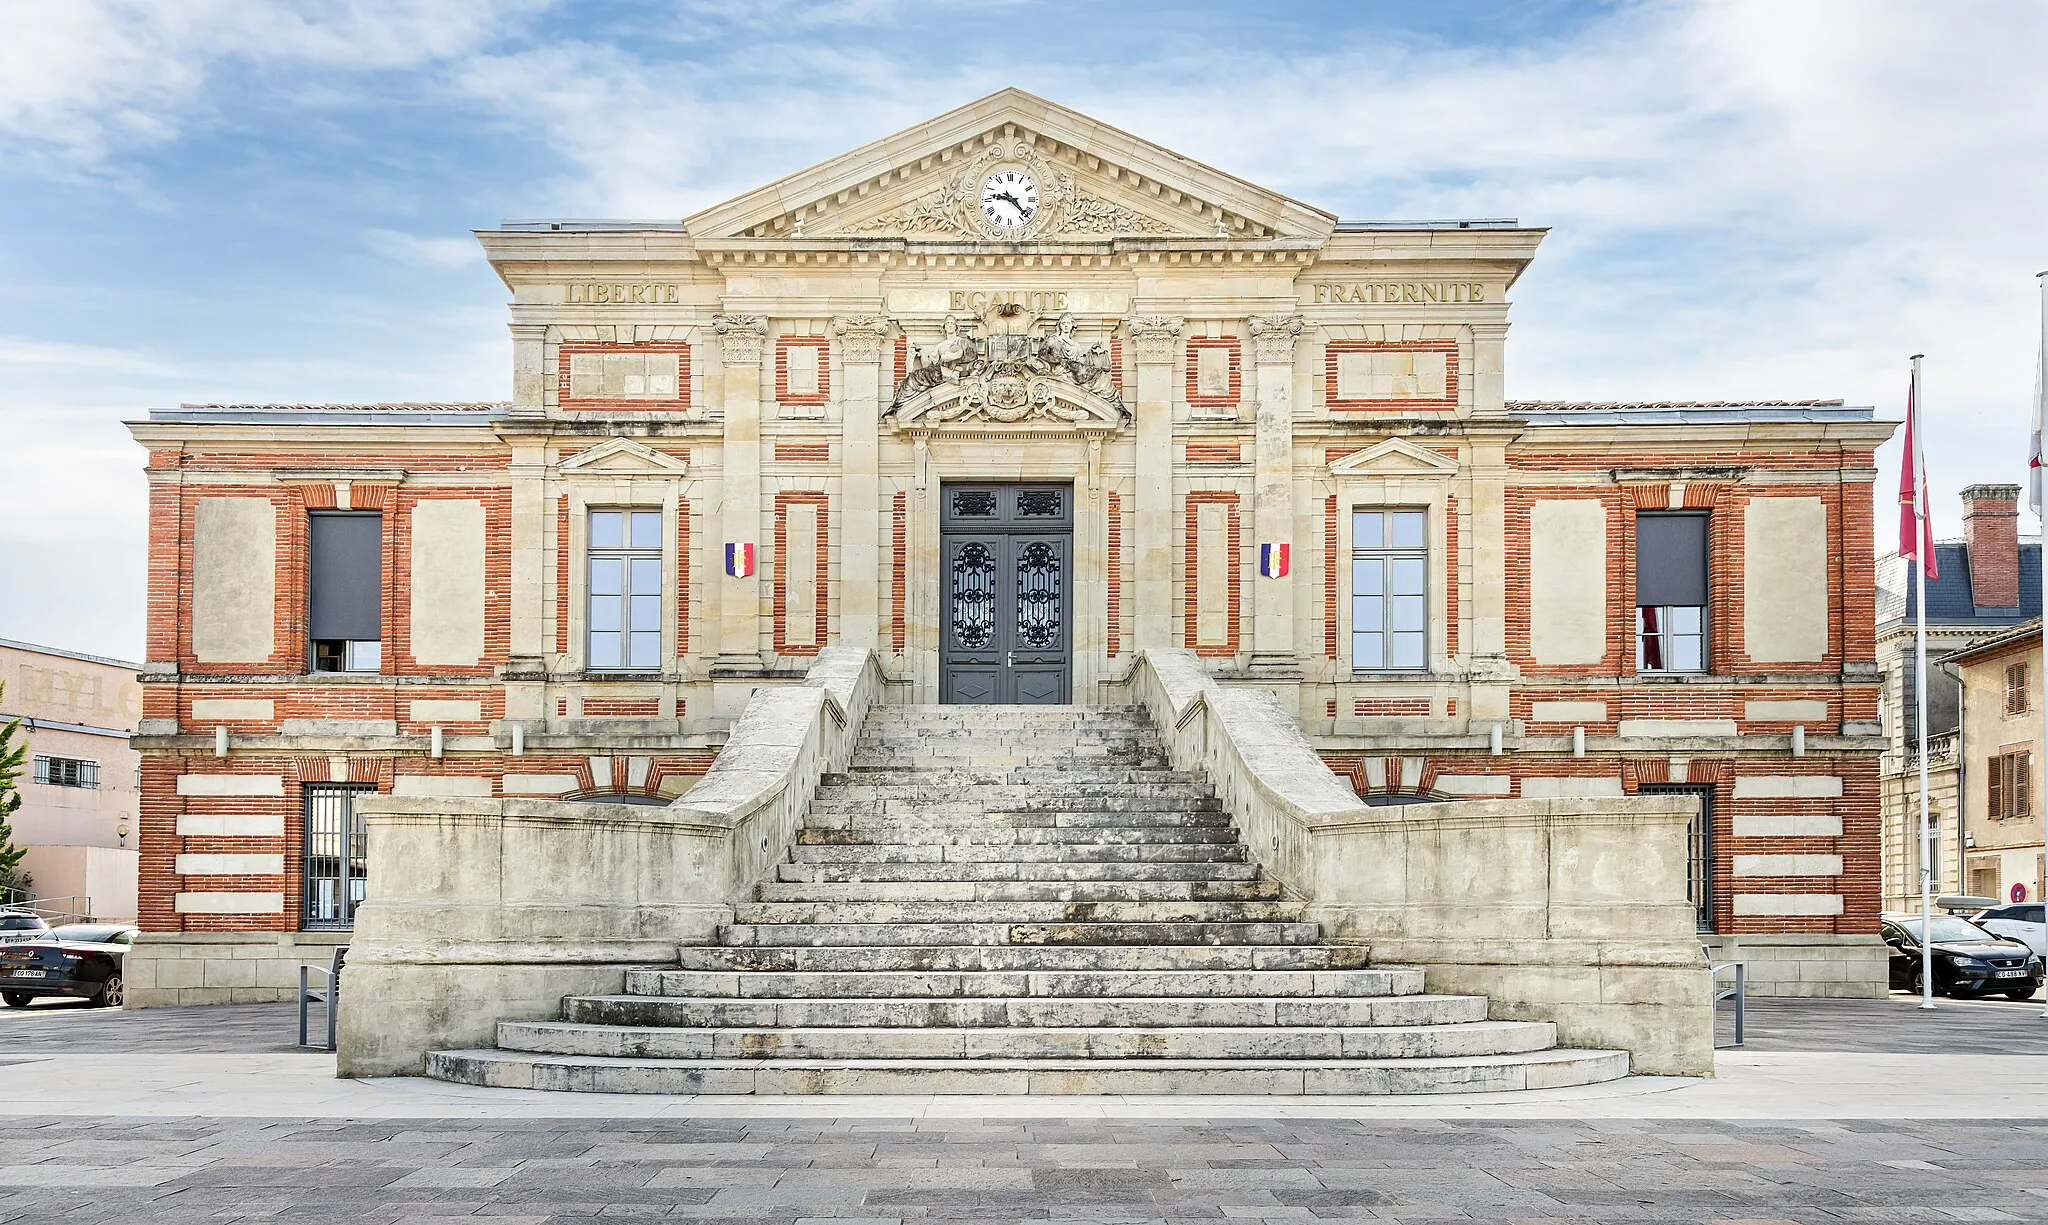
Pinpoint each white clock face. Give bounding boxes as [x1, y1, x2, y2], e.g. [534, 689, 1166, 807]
[980, 169, 1039, 229]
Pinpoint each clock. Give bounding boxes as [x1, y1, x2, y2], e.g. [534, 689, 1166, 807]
[979, 168, 1039, 230]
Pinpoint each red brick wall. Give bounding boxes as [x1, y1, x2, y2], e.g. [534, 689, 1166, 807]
[1323, 339, 1460, 412]
[1183, 491, 1242, 658]
[771, 491, 830, 657]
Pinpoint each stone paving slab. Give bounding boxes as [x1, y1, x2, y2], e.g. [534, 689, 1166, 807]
[1, 1116, 2047, 1223]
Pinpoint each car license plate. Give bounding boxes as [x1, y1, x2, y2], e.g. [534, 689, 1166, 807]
[1995, 969, 2027, 978]
[6, 969, 46, 978]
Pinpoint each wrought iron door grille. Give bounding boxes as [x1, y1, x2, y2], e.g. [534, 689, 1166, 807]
[303, 784, 372, 931]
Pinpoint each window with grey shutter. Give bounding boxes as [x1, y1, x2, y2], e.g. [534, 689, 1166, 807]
[309, 512, 383, 672]
[1635, 512, 1708, 673]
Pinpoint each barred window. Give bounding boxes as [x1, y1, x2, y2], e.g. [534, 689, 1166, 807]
[33, 756, 97, 789]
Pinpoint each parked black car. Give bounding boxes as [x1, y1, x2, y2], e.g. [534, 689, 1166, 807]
[1881, 913, 2044, 999]
[0, 923, 138, 1008]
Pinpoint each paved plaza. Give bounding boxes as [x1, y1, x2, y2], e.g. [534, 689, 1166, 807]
[1, 995, 2046, 1223]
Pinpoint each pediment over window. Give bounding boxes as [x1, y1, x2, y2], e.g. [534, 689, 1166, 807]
[1326, 438, 1462, 477]
[557, 437, 689, 476]
[684, 88, 1335, 245]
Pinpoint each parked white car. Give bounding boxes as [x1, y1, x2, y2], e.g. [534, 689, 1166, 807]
[1974, 903, 2048, 958]
[0, 912, 51, 944]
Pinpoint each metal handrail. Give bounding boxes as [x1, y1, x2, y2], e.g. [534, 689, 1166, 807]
[0, 895, 94, 924]
[297, 946, 347, 1051]
[1709, 959, 1747, 1048]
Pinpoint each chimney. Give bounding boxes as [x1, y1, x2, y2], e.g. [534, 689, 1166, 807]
[1961, 483, 2021, 609]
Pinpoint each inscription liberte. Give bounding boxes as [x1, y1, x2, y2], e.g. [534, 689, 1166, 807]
[1312, 282, 1487, 305]
[566, 283, 682, 304]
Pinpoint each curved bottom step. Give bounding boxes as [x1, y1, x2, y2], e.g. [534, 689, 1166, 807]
[425, 1047, 1630, 1096]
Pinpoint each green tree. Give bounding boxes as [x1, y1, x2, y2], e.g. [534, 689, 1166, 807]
[0, 681, 28, 897]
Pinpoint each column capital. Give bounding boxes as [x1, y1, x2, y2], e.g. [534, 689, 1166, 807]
[507, 322, 549, 341]
[712, 313, 768, 366]
[832, 315, 889, 366]
[1247, 313, 1304, 364]
[1124, 315, 1185, 363]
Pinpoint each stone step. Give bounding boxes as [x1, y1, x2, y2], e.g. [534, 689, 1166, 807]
[578, 996, 1480, 1032]
[497, 1019, 1558, 1062]
[427, 1048, 1632, 1096]
[865, 707, 1147, 724]
[819, 782, 1211, 801]
[775, 860, 1263, 884]
[716, 920, 1324, 948]
[754, 879, 1285, 903]
[789, 842, 1250, 865]
[838, 768, 1197, 786]
[623, 966, 1425, 1000]
[797, 825, 1241, 847]
[800, 810, 1236, 831]
[673, 943, 1373, 973]
[730, 900, 1302, 926]
[847, 753, 1173, 769]
[808, 795, 1225, 814]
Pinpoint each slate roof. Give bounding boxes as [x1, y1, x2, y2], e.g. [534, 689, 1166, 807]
[1875, 539, 2043, 630]
[1504, 399, 1847, 411]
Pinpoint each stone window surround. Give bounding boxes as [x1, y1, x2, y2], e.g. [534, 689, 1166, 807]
[557, 479, 687, 678]
[1333, 474, 1453, 680]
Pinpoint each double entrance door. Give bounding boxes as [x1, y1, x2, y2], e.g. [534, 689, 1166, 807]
[940, 484, 1072, 704]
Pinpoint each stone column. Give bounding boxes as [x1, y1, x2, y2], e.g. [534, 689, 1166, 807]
[509, 322, 548, 417]
[1126, 316, 1183, 651]
[713, 313, 767, 672]
[1466, 322, 1514, 719]
[1248, 313, 1303, 676]
[834, 315, 887, 651]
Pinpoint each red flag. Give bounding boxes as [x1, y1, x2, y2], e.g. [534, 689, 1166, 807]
[1897, 367, 1937, 579]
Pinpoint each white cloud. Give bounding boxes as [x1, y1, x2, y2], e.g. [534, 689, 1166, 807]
[2, 0, 2045, 657]
[363, 228, 483, 268]
[0, 0, 545, 172]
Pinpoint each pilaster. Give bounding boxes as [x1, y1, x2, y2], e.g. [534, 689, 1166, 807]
[1127, 315, 1183, 651]
[1248, 313, 1303, 676]
[834, 315, 887, 650]
[713, 313, 767, 673]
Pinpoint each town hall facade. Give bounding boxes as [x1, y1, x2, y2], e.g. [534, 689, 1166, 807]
[125, 91, 1894, 1008]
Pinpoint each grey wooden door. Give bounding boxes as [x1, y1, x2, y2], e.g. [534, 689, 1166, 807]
[940, 485, 1072, 704]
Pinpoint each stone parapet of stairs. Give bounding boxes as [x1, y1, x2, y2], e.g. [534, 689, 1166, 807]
[1115, 649, 1715, 1075]
[336, 647, 888, 1077]
[427, 694, 1646, 1094]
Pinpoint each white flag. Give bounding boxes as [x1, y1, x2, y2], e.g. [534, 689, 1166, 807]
[2033, 274, 2046, 516]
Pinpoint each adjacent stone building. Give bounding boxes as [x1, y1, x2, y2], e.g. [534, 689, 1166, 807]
[1875, 484, 2041, 909]
[1945, 619, 2045, 905]
[123, 90, 1894, 1005]
[0, 639, 142, 921]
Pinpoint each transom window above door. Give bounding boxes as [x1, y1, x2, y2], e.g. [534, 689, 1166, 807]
[1351, 509, 1427, 671]
[588, 509, 663, 670]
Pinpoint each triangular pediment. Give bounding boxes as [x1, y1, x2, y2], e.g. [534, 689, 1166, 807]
[1327, 438, 1462, 477]
[558, 437, 689, 475]
[684, 89, 1335, 244]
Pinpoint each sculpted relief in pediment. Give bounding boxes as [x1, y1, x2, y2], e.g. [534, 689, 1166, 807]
[836, 137, 1193, 242]
[888, 306, 1127, 435]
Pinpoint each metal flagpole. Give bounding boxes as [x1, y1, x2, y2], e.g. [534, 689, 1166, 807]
[1912, 354, 1935, 1010]
[2032, 273, 2047, 1020]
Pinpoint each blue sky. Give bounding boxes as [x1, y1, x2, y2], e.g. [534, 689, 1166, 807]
[3, 0, 2044, 660]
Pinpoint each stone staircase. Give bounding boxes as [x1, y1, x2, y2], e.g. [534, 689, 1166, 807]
[427, 706, 1629, 1094]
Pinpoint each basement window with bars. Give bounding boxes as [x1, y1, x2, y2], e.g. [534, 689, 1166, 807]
[588, 509, 663, 670]
[303, 784, 370, 930]
[308, 511, 383, 673]
[1635, 512, 1708, 674]
[1990, 749, 2033, 821]
[33, 755, 97, 789]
